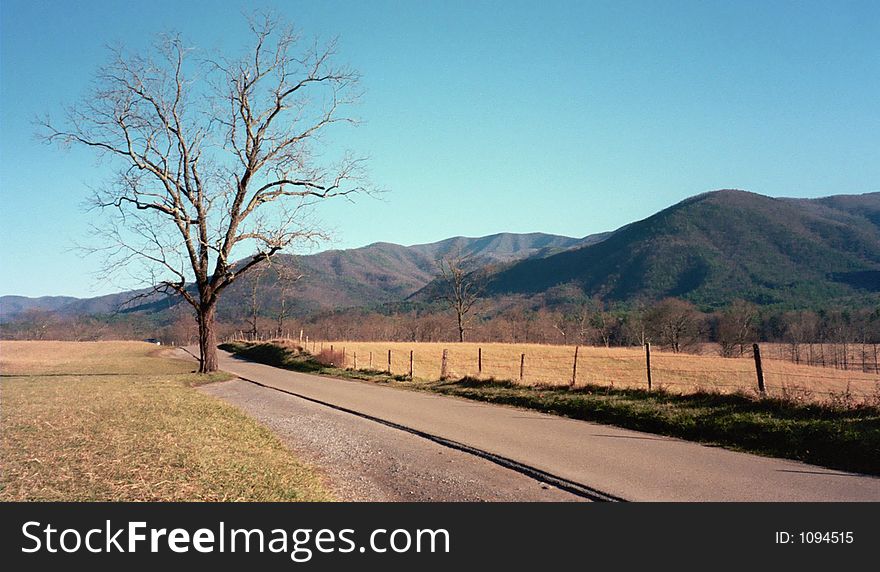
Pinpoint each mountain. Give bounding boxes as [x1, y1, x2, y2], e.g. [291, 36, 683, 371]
[0, 295, 80, 318]
[6, 190, 879, 324]
[478, 190, 880, 308]
[216, 232, 593, 318]
[1, 232, 591, 321]
[0, 289, 177, 322]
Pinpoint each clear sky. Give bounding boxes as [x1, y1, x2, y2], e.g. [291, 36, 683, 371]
[1, 0, 878, 297]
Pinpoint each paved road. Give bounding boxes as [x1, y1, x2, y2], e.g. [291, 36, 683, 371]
[190, 348, 880, 501]
[200, 378, 582, 501]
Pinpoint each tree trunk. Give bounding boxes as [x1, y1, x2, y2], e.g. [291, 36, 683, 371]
[198, 304, 219, 373]
[277, 296, 286, 335]
[457, 311, 465, 342]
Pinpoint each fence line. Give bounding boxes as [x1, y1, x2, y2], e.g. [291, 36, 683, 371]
[222, 335, 880, 402]
[223, 331, 879, 373]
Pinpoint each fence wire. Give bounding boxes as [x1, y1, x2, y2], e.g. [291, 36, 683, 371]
[230, 335, 880, 403]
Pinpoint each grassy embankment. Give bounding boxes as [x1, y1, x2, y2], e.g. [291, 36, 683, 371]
[220, 341, 880, 476]
[0, 341, 332, 501]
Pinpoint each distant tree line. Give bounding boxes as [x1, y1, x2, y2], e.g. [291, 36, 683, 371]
[4, 294, 879, 370]
[291, 292, 880, 371]
[294, 296, 877, 345]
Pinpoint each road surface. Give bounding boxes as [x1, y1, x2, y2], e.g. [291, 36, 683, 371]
[200, 378, 583, 501]
[186, 348, 880, 501]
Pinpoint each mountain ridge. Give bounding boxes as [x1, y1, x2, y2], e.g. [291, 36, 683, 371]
[1, 231, 591, 321]
[476, 190, 880, 308]
[4, 190, 879, 323]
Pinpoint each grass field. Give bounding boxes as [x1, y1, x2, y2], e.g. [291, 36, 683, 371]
[0, 341, 332, 501]
[301, 340, 880, 403]
[222, 341, 880, 475]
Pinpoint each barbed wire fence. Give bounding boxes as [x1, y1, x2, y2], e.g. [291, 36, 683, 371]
[222, 331, 880, 403]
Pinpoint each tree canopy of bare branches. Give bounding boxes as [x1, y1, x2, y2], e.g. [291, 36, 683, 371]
[437, 252, 484, 342]
[716, 299, 758, 357]
[645, 298, 702, 353]
[271, 261, 303, 336]
[40, 14, 373, 371]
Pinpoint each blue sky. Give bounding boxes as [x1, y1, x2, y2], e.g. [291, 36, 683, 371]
[1, 0, 878, 297]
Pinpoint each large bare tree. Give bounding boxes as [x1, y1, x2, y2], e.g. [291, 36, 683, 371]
[41, 15, 371, 372]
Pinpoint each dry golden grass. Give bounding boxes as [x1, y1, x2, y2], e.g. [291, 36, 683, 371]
[0, 341, 332, 501]
[0, 340, 180, 376]
[313, 340, 880, 401]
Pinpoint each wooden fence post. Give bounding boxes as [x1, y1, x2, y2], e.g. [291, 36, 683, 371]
[571, 346, 579, 387]
[409, 350, 414, 379]
[369, 351, 373, 369]
[387, 349, 392, 374]
[753, 343, 766, 395]
[519, 353, 525, 382]
[353, 352, 358, 370]
[645, 342, 652, 391]
[478, 347, 482, 375]
[342, 347, 346, 367]
[874, 343, 878, 373]
[441, 349, 449, 380]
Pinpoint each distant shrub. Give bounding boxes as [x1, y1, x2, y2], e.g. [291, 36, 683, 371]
[314, 348, 345, 367]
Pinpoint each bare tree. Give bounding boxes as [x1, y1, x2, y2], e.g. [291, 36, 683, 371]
[623, 301, 649, 347]
[271, 261, 302, 336]
[552, 303, 593, 345]
[646, 298, 701, 353]
[437, 252, 484, 342]
[551, 310, 574, 344]
[587, 297, 615, 347]
[40, 15, 372, 372]
[244, 259, 269, 340]
[17, 309, 57, 341]
[716, 299, 758, 357]
[785, 310, 819, 365]
[161, 306, 198, 346]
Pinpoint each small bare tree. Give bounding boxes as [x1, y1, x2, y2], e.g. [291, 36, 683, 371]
[552, 303, 593, 346]
[40, 15, 372, 372]
[716, 299, 758, 357]
[272, 261, 302, 336]
[623, 301, 650, 346]
[437, 252, 484, 342]
[785, 310, 820, 365]
[646, 298, 701, 353]
[587, 297, 615, 347]
[244, 259, 269, 340]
